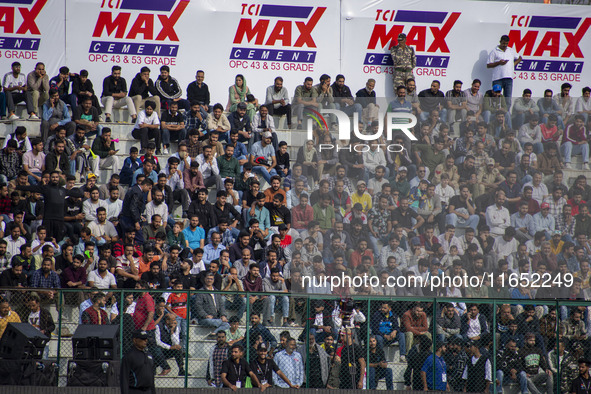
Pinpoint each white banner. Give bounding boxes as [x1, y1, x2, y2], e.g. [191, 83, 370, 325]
[0, 0, 65, 76]
[64, 0, 340, 107]
[8, 0, 589, 105]
[341, 0, 591, 98]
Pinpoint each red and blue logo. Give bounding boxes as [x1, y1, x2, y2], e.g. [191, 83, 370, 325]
[90, 0, 189, 57]
[364, 10, 461, 68]
[0, 0, 47, 51]
[510, 15, 590, 73]
[231, 4, 326, 63]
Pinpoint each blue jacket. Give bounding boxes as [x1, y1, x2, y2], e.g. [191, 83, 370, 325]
[119, 156, 142, 186]
[371, 310, 400, 336]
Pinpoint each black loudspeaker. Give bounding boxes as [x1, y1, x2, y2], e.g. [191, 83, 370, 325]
[0, 323, 49, 360]
[72, 325, 120, 360]
[67, 360, 120, 387]
[0, 360, 57, 386]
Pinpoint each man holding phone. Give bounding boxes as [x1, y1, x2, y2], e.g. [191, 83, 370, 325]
[487, 35, 522, 107]
[90, 127, 119, 179]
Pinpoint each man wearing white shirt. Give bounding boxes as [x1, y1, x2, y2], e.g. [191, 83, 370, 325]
[485, 190, 511, 237]
[154, 313, 186, 376]
[131, 100, 160, 154]
[82, 187, 107, 223]
[3, 226, 26, 257]
[492, 227, 518, 268]
[106, 188, 122, 223]
[87, 207, 118, 246]
[522, 172, 548, 205]
[437, 225, 463, 255]
[487, 35, 522, 107]
[575, 86, 591, 123]
[87, 259, 117, 291]
[196, 145, 224, 190]
[3, 61, 28, 120]
[160, 156, 189, 214]
[265, 77, 292, 129]
[144, 188, 169, 225]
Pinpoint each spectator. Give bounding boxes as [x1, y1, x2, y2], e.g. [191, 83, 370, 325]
[402, 302, 430, 348]
[25, 292, 55, 338]
[81, 292, 109, 324]
[3, 61, 28, 120]
[40, 88, 75, 141]
[462, 339, 492, 393]
[131, 100, 161, 154]
[0, 298, 21, 337]
[220, 344, 262, 390]
[154, 313, 187, 376]
[421, 341, 449, 391]
[519, 333, 553, 394]
[371, 301, 406, 360]
[194, 272, 229, 336]
[25, 62, 49, 119]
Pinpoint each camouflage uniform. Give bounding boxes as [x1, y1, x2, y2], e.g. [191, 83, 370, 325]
[390, 44, 416, 91]
[555, 352, 579, 392]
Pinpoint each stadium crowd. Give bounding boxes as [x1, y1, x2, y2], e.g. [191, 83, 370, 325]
[0, 36, 591, 391]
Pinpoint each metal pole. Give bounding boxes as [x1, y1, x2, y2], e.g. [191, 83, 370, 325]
[432, 298, 437, 391]
[184, 289, 191, 388]
[305, 296, 310, 388]
[556, 299, 560, 394]
[366, 299, 371, 390]
[492, 299, 497, 394]
[119, 290, 124, 360]
[245, 291, 250, 363]
[56, 290, 63, 387]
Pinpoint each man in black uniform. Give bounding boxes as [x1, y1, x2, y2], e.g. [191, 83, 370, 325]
[221, 343, 264, 391]
[249, 343, 295, 389]
[16, 170, 83, 241]
[571, 359, 591, 394]
[121, 329, 156, 394]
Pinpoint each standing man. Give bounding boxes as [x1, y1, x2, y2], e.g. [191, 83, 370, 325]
[487, 35, 522, 107]
[390, 33, 416, 91]
[120, 329, 156, 394]
[571, 359, 591, 394]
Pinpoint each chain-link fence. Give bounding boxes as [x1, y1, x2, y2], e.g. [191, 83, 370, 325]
[1, 288, 590, 392]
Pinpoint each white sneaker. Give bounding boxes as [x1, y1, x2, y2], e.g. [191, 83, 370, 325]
[565, 163, 572, 169]
[28, 114, 39, 120]
[583, 163, 590, 171]
[8, 114, 19, 121]
[163, 147, 169, 155]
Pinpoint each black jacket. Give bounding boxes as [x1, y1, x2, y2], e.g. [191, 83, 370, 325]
[120, 346, 156, 394]
[101, 75, 128, 97]
[187, 200, 217, 233]
[44, 152, 70, 176]
[227, 111, 252, 133]
[17, 183, 82, 221]
[186, 81, 210, 106]
[120, 184, 146, 224]
[129, 73, 158, 99]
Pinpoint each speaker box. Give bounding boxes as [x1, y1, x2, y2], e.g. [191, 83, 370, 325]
[72, 325, 120, 360]
[67, 360, 120, 387]
[0, 360, 57, 386]
[0, 323, 49, 360]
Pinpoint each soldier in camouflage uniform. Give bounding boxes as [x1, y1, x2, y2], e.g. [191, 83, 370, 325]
[550, 340, 583, 393]
[390, 33, 416, 92]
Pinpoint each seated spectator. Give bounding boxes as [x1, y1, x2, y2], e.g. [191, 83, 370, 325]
[30, 258, 61, 301]
[206, 103, 231, 136]
[26, 292, 55, 338]
[154, 313, 187, 376]
[262, 268, 289, 327]
[194, 272, 230, 337]
[538, 89, 564, 129]
[273, 338, 304, 388]
[160, 102, 186, 155]
[371, 301, 406, 359]
[518, 333, 554, 394]
[460, 304, 488, 341]
[61, 254, 88, 291]
[131, 100, 161, 154]
[40, 88, 75, 141]
[3, 61, 28, 121]
[26, 62, 49, 120]
[512, 88, 537, 129]
[0, 298, 21, 337]
[250, 131, 278, 184]
[518, 114, 543, 154]
[81, 292, 109, 324]
[561, 115, 589, 170]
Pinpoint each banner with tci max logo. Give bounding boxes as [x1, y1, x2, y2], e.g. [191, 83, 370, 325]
[4, 0, 591, 106]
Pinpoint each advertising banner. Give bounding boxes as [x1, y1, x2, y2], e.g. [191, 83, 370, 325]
[341, 0, 591, 98]
[64, 0, 340, 106]
[0, 0, 65, 75]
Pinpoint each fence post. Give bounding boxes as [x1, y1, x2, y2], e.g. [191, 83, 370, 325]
[432, 298, 437, 391]
[119, 290, 124, 360]
[366, 299, 371, 390]
[556, 299, 560, 393]
[305, 296, 310, 388]
[245, 291, 250, 364]
[56, 290, 63, 387]
[184, 289, 191, 388]
[492, 299, 497, 394]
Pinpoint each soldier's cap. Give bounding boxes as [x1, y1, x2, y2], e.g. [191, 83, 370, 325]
[132, 330, 149, 340]
[398, 33, 407, 40]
